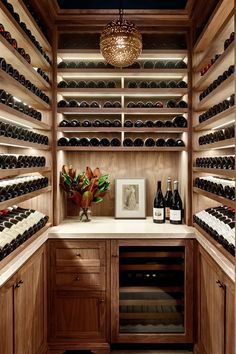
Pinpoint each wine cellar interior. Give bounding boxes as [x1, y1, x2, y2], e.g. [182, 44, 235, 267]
[0, 0, 235, 354]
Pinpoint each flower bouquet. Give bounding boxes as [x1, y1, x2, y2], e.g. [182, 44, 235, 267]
[60, 165, 110, 222]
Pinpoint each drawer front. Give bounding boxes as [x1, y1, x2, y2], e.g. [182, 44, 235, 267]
[55, 269, 106, 290]
[54, 241, 106, 267]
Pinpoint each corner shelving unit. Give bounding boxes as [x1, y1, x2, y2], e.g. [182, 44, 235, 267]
[0, 0, 53, 259]
[192, 9, 235, 262]
[55, 47, 190, 223]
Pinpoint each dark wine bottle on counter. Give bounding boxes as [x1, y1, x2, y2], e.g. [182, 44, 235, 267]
[164, 177, 173, 221]
[153, 181, 165, 223]
[170, 180, 183, 224]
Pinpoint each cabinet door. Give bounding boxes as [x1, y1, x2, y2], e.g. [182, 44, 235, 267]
[0, 277, 15, 354]
[52, 291, 106, 340]
[225, 276, 235, 354]
[198, 251, 225, 354]
[14, 247, 46, 354]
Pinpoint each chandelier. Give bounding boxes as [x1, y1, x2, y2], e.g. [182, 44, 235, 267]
[100, 9, 142, 68]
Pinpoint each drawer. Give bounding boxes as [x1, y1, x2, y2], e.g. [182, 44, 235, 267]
[55, 268, 106, 291]
[53, 241, 106, 267]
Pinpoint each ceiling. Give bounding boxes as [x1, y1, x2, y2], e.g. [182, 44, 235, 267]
[56, 0, 188, 10]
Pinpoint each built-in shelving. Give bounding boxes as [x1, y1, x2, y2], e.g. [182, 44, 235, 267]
[57, 127, 188, 133]
[0, 167, 51, 178]
[0, 103, 51, 130]
[0, 136, 50, 150]
[193, 167, 235, 178]
[193, 187, 235, 208]
[0, 1, 50, 69]
[194, 106, 235, 131]
[0, 186, 52, 210]
[57, 108, 188, 115]
[0, 69, 50, 110]
[58, 88, 188, 96]
[196, 138, 235, 150]
[57, 146, 187, 152]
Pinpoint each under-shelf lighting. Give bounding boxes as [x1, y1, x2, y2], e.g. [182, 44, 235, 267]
[61, 93, 184, 98]
[211, 145, 235, 150]
[212, 120, 235, 130]
[61, 74, 184, 79]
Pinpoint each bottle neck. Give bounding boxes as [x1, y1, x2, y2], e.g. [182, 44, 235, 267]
[166, 178, 172, 191]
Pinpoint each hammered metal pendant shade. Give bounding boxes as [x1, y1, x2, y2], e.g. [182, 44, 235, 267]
[100, 13, 142, 68]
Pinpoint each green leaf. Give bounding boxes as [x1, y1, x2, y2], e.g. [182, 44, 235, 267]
[82, 176, 91, 190]
[93, 197, 103, 203]
[98, 174, 109, 186]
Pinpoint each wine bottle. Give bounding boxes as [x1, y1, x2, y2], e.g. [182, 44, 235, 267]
[123, 138, 133, 147]
[165, 177, 173, 221]
[99, 138, 110, 146]
[111, 138, 121, 146]
[133, 138, 144, 147]
[153, 181, 165, 223]
[124, 120, 133, 127]
[144, 138, 155, 147]
[90, 138, 100, 147]
[170, 180, 182, 224]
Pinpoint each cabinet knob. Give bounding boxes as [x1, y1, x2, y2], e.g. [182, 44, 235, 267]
[216, 280, 225, 289]
[112, 254, 118, 257]
[75, 276, 80, 281]
[76, 253, 81, 257]
[99, 299, 105, 303]
[15, 280, 23, 288]
[19, 280, 24, 284]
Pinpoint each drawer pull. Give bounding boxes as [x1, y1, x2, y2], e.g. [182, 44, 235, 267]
[99, 299, 105, 303]
[75, 276, 80, 281]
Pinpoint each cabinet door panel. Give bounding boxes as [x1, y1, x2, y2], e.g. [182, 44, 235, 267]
[14, 248, 46, 354]
[0, 280, 14, 354]
[53, 292, 106, 340]
[199, 255, 224, 354]
[225, 281, 235, 354]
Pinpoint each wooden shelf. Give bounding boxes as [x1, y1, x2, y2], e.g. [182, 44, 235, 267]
[119, 286, 184, 293]
[0, 2, 50, 70]
[197, 138, 235, 150]
[58, 68, 187, 78]
[0, 69, 50, 110]
[193, 167, 235, 178]
[57, 127, 188, 133]
[120, 313, 183, 320]
[58, 49, 188, 60]
[0, 222, 51, 271]
[0, 35, 50, 91]
[194, 106, 235, 131]
[57, 146, 187, 152]
[0, 136, 50, 150]
[194, 41, 234, 90]
[119, 299, 183, 306]
[11, 0, 51, 52]
[0, 103, 50, 130]
[57, 108, 188, 115]
[193, 187, 235, 208]
[57, 88, 188, 97]
[0, 167, 51, 179]
[196, 75, 234, 111]
[120, 264, 183, 271]
[0, 186, 52, 210]
[194, 223, 234, 264]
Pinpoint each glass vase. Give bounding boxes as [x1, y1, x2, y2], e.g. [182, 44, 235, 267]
[79, 207, 92, 222]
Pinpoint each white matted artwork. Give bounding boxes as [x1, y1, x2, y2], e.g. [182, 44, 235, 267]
[115, 178, 146, 219]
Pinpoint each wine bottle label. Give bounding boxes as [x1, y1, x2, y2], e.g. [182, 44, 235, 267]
[170, 209, 182, 221]
[153, 208, 164, 220]
[165, 207, 170, 220]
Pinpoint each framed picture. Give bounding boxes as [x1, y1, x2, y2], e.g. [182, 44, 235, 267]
[115, 178, 146, 219]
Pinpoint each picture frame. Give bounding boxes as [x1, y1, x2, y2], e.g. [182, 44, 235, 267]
[115, 178, 146, 219]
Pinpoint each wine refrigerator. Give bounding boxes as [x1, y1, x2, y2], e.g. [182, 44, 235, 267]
[111, 239, 193, 343]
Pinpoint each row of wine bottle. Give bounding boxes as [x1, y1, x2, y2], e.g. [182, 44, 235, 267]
[0, 155, 46, 169]
[58, 80, 116, 89]
[57, 60, 187, 70]
[153, 179, 183, 224]
[198, 125, 235, 145]
[194, 206, 235, 256]
[2, 0, 51, 65]
[0, 23, 31, 63]
[199, 65, 234, 101]
[195, 156, 235, 170]
[22, 0, 49, 41]
[57, 99, 188, 109]
[0, 58, 50, 104]
[0, 175, 49, 202]
[0, 206, 49, 261]
[0, 89, 42, 121]
[194, 176, 235, 200]
[57, 137, 185, 148]
[0, 121, 49, 145]
[200, 32, 234, 76]
[199, 94, 234, 123]
[127, 80, 187, 89]
[59, 116, 187, 128]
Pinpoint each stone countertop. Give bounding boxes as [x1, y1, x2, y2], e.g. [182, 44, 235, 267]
[48, 217, 196, 238]
[0, 218, 234, 287]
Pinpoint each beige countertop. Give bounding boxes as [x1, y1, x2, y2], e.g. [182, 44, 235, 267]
[0, 218, 234, 286]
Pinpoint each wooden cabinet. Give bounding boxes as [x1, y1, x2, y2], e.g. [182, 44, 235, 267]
[0, 246, 47, 354]
[111, 239, 193, 344]
[195, 245, 235, 354]
[48, 240, 110, 354]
